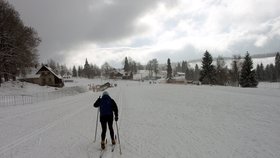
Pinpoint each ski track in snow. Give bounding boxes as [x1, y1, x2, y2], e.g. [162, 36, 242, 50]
[0, 81, 280, 158]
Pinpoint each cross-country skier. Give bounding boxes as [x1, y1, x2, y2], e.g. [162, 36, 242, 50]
[94, 91, 119, 149]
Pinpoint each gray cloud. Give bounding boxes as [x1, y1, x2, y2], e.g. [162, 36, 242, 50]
[9, 0, 165, 62]
[8, 0, 280, 66]
[228, 35, 280, 55]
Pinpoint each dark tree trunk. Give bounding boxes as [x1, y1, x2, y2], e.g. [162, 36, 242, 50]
[4, 73, 8, 81]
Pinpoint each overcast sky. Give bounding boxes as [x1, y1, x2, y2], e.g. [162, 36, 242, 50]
[9, 0, 280, 68]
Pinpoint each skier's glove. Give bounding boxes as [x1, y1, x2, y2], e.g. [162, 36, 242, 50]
[115, 116, 118, 121]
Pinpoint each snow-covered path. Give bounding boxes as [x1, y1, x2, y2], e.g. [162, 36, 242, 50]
[0, 81, 280, 158]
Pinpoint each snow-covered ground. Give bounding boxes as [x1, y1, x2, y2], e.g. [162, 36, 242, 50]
[0, 80, 280, 158]
[0, 78, 117, 106]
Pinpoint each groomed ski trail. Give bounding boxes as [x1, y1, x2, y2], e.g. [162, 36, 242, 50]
[1, 81, 280, 158]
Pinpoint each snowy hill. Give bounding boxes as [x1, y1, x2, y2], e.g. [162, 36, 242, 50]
[0, 81, 280, 158]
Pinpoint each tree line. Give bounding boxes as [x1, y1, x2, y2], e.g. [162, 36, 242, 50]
[71, 57, 145, 79]
[169, 51, 280, 87]
[47, 51, 280, 88]
[256, 52, 280, 82]
[0, 0, 40, 85]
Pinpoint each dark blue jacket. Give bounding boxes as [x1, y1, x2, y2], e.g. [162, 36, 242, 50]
[94, 95, 118, 117]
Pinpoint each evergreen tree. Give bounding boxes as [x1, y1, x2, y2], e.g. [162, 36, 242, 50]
[264, 64, 276, 82]
[256, 63, 265, 81]
[194, 64, 200, 81]
[239, 52, 258, 87]
[185, 67, 194, 81]
[181, 61, 187, 73]
[92, 64, 101, 77]
[72, 66, 77, 77]
[84, 58, 90, 78]
[229, 55, 242, 86]
[216, 56, 228, 85]
[176, 63, 181, 73]
[185, 64, 189, 80]
[256, 64, 261, 81]
[146, 60, 153, 79]
[270, 64, 277, 82]
[132, 61, 137, 74]
[167, 58, 172, 79]
[152, 59, 159, 78]
[199, 50, 216, 84]
[78, 66, 83, 77]
[259, 63, 265, 81]
[124, 57, 129, 72]
[275, 52, 280, 81]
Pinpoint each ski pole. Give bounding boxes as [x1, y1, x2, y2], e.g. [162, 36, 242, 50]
[93, 108, 99, 143]
[115, 121, 122, 155]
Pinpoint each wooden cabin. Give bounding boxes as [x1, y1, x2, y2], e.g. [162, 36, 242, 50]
[35, 65, 64, 87]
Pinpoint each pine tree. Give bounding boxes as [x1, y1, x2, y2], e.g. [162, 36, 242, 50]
[199, 50, 215, 84]
[146, 60, 153, 79]
[259, 63, 265, 81]
[152, 59, 159, 78]
[216, 56, 228, 85]
[185, 67, 194, 81]
[124, 57, 129, 72]
[275, 52, 280, 81]
[229, 55, 242, 86]
[256, 64, 261, 81]
[72, 66, 77, 77]
[185, 64, 190, 80]
[256, 63, 265, 81]
[78, 66, 83, 77]
[167, 58, 172, 79]
[181, 61, 187, 73]
[239, 52, 258, 87]
[84, 58, 90, 78]
[194, 64, 200, 81]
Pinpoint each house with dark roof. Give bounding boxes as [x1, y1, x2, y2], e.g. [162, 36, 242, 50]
[20, 65, 64, 87]
[35, 65, 64, 87]
[109, 70, 123, 79]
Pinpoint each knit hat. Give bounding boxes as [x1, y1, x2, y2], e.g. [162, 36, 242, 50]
[102, 91, 109, 97]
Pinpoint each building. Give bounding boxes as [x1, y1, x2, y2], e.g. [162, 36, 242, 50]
[109, 71, 123, 79]
[20, 65, 64, 87]
[35, 65, 64, 87]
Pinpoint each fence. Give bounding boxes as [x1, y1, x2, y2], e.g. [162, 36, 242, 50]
[258, 82, 280, 89]
[0, 86, 88, 106]
[0, 95, 33, 106]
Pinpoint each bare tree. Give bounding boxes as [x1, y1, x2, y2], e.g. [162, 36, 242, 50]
[0, 0, 40, 81]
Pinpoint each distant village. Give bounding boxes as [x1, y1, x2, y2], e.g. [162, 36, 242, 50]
[10, 51, 279, 89]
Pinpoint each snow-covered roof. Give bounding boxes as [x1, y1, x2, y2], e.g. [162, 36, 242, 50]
[36, 65, 62, 79]
[23, 74, 40, 79]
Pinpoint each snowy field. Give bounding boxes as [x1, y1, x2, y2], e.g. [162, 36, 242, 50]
[0, 78, 116, 106]
[0, 80, 280, 158]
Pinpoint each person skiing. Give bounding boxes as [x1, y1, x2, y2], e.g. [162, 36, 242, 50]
[94, 91, 118, 149]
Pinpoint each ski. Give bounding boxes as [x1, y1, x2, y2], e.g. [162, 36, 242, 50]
[99, 139, 107, 158]
[111, 144, 116, 152]
[99, 144, 115, 158]
[111, 135, 117, 152]
[99, 149, 105, 158]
